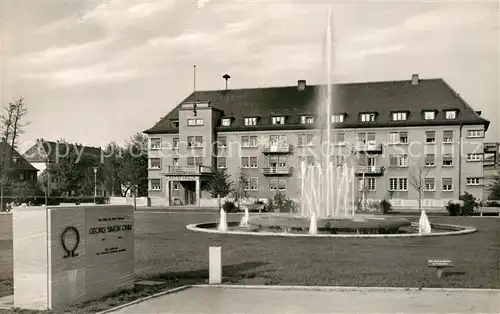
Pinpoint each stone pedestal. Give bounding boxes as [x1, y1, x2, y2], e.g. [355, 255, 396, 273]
[13, 205, 135, 310]
[209, 246, 222, 284]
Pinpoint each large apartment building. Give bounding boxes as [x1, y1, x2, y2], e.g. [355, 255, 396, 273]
[144, 74, 490, 207]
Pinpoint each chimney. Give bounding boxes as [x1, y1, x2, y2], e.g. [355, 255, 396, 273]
[411, 74, 419, 85]
[297, 80, 306, 91]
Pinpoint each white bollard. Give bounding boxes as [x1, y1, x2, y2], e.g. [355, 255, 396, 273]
[209, 246, 222, 284]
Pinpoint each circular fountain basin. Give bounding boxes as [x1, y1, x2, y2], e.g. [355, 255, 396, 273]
[187, 215, 477, 238]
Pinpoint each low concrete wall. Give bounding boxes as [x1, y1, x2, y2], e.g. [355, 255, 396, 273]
[0, 212, 12, 240]
[109, 197, 150, 207]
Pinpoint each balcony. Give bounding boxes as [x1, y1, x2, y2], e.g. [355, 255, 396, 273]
[163, 166, 212, 176]
[355, 166, 384, 176]
[261, 144, 293, 154]
[484, 143, 499, 153]
[262, 167, 293, 176]
[351, 143, 383, 154]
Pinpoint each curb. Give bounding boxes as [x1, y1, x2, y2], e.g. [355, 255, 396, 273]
[186, 222, 477, 238]
[95, 285, 191, 314]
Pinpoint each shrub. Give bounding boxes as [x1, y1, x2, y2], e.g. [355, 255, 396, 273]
[222, 201, 237, 213]
[379, 199, 393, 214]
[265, 193, 298, 213]
[485, 200, 500, 207]
[446, 201, 461, 216]
[459, 192, 478, 216]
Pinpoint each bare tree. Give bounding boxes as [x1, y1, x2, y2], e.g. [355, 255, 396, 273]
[409, 161, 431, 211]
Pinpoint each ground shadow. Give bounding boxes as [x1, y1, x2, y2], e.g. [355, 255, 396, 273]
[444, 271, 466, 278]
[154, 261, 269, 281]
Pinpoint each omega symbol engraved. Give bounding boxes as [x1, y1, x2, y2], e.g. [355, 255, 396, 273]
[61, 226, 80, 258]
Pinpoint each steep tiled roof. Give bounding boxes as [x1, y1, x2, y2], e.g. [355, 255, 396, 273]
[144, 78, 490, 134]
[23, 140, 103, 163]
[0, 142, 38, 171]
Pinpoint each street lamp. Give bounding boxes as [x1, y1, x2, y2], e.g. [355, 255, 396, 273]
[93, 167, 98, 204]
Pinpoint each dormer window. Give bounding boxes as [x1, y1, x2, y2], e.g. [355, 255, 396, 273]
[392, 112, 408, 121]
[244, 117, 257, 126]
[172, 120, 179, 128]
[423, 111, 436, 120]
[301, 116, 314, 124]
[272, 116, 285, 125]
[360, 113, 376, 122]
[332, 114, 345, 123]
[445, 110, 457, 120]
[221, 118, 231, 126]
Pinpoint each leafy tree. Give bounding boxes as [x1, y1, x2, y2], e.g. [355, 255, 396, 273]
[205, 168, 233, 210]
[487, 170, 500, 200]
[231, 171, 249, 208]
[118, 133, 148, 197]
[11, 181, 43, 205]
[102, 141, 123, 196]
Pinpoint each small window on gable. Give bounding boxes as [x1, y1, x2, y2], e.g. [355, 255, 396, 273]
[360, 113, 376, 122]
[172, 120, 179, 128]
[301, 116, 314, 124]
[244, 117, 257, 126]
[332, 114, 344, 123]
[445, 110, 457, 120]
[424, 111, 436, 120]
[272, 116, 286, 125]
[221, 118, 231, 126]
[392, 112, 408, 121]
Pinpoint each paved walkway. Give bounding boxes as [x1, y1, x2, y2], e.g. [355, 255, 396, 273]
[107, 286, 500, 313]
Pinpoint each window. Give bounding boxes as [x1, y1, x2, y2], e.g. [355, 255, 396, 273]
[149, 158, 161, 169]
[19, 173, 24, 181]
[467, 177, 481, 186]
[269, 135, 288, 147]
[357, 132, 376, 144]
[442, 154, 453, 166]
[332, 114, 344, 123]
[425, 154, 435, 167]
[443, 131, 453, 143]
[306, 156, 315, 166]
[389, 132, 408, 144]
[272, 116, 286, 125]
[217, 157, 227, 169]
[424, 111, 436, 120]
[173, 158, 179, 166]
[244, 177, 258, 191]
[298, 134, 315, 147]
[331, 155, 345, 166]
[150, 179, 161, 191]
[217, 137, 227, 148]
[360, 113, 376, 122]
[241, 136, 258, 148]
[367, 157, 376, 167]
[172, 120, 179, 128]
[392, 112, 408, 121]
[301, 116, 315, 124]
[173, 138, 179, 149]
[150, 138, 161, 149]
[445, 110, 457, 120]
[467, 130, 483, 138]
[467, 153, 483, 162]
[241, 156, 258, 168]
[187, 136, 203, 148]
[270, 178, 287, 191]
[389, 178, 408, 191]
[442, 178, 453, 191]
[424, 178, 435, 191]
[334, 132, 346, 145]
[173, 182, 180, 190]
[187, 157, 203, 166]
[269, 156, 287, 168]
[221, 118, 231, 126]
[359, 178, 376, 191]
[425, 131, 436, 143]
[244, 117, 257, 126]
[389, 155, 408, 168]
[187, 118, 204, 126]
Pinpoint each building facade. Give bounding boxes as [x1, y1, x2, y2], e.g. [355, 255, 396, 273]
[144, 75, 491, 207]
[483, 142, 500, 199]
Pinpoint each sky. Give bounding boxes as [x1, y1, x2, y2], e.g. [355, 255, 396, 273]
[1, 0, 499, 153]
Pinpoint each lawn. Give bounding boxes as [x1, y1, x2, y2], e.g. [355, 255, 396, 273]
[0, 212, 499, 313]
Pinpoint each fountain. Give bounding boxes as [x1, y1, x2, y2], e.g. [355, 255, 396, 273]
[239, 206, 250, 228]
[419, 210, 432, 235]
[186, 7, 476, 238]
[218, 208, 228, 232]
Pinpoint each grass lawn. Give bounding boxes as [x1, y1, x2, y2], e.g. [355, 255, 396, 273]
[0, 212, 499, 313]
